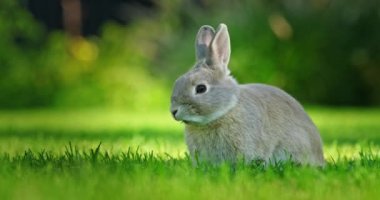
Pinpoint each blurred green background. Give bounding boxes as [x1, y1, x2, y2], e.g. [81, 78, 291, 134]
[0, 0, 379, 110]
[1, 2, 380, 199]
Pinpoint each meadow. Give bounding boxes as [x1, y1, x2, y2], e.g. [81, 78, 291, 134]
[0, 107, 379, 200]
[1, 1, 379, 199]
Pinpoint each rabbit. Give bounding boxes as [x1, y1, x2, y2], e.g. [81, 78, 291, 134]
[170, 23, 325, 166]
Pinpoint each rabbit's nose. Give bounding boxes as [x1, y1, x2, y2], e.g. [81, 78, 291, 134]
[171, 109, 178, 118]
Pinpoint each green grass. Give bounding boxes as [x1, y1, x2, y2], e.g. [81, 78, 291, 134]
[0, 107, 379, 200]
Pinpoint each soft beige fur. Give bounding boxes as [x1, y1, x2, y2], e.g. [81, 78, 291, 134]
[170, 24, 324, 166]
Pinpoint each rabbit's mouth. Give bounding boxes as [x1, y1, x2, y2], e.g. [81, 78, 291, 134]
[181, 117, 211, 126]
[182, 120, 205, 126]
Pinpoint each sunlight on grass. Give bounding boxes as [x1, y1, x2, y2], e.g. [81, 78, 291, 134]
[0, 108, 379, 160]
[324, 143, 379, 161]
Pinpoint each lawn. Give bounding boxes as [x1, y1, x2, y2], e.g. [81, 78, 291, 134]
[0, 107, 379, 200]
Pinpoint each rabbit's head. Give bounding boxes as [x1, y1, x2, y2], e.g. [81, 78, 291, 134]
[170, 24, 240, 125]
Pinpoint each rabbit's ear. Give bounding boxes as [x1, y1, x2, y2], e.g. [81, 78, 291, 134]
[195, 25, 215, 61]
[210, 23, 231, 67]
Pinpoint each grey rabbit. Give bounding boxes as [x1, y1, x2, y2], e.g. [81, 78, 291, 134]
[170, 23, 324, 166]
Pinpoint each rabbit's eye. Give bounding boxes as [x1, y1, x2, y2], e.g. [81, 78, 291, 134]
[195, 84, 207, 94]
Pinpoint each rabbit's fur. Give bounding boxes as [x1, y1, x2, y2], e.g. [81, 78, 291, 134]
[170, 24, 324, 166]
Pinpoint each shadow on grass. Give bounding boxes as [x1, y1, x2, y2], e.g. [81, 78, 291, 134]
[322, 137, 380, 145]
[1, 127, 380, 145]
[0, 127, 184, 142]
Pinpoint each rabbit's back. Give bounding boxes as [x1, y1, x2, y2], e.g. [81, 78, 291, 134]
[239, 83, 324, 165]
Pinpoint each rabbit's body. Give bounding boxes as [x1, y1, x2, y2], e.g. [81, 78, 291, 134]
[171, 24, 324, 166]
[185, 83, 324, 166]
